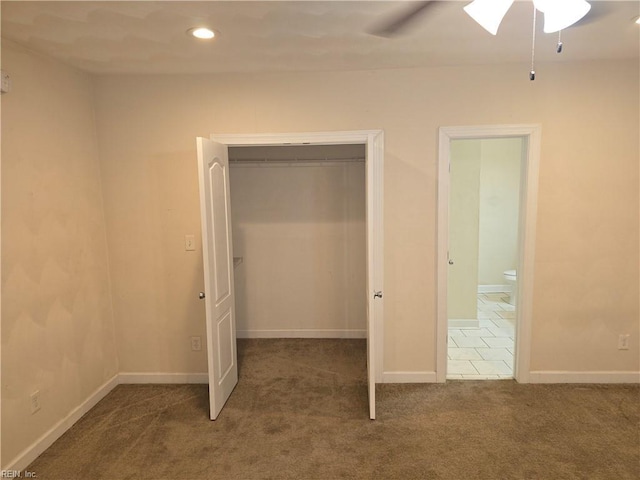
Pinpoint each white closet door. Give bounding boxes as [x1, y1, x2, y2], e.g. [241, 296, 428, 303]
[197, 137, 238, 420]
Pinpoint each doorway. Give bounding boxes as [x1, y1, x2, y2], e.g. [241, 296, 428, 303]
[436, 125, 541, 383]
[447, 137, 524, 379]
[198, 130, 384, 420]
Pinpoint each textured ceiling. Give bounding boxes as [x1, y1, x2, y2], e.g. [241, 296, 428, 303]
[1, 1, 638, 74]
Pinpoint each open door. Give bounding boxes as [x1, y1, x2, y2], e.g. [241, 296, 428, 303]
[197, 137, 238, 420]
[366, 282, 376, 420]
[202, 130, 383, 421]
[365, 130, 383, 420]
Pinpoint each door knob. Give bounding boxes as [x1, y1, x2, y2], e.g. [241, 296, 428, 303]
[448, 259, 454, 265]
[198, 292, 205, 299]
[374, 291, 383, 299]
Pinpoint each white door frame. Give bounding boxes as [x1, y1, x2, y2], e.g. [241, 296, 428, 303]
[436, 125, 541, 383]
[210, 130, 384, 416]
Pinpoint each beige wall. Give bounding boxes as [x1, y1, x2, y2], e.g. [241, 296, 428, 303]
[448, 140, 481, 321]
[478, 137, 523, 286]
[1, 48, 638, 467]
[92, 59, 639, 375]
[229, 145, 366, 336]
[1, 41, 118, 466]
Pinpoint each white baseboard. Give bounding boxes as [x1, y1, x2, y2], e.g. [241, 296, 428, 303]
[478, 285, 511, 293]
[382, 371, 437, 383]
[236, 329, 366, 339]
[118, 373, 208, 384]
[448, 319, 479, 329]
[4, 374, 119, 473]
[529, 371, 640, 384]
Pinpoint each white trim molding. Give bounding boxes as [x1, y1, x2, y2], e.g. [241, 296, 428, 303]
[382, 371, 437, 383]
[211, 131, 385, 402]
[436, 124, 541, 384]
[118, 373, 208, 384]
[529, 371, 640, 384]
[236, 329, 366, 339]
[448, 319, 480, 329]
[477, 285, 511, 294]
[4, 375, 119, 473]
[210, 130, 383, 146]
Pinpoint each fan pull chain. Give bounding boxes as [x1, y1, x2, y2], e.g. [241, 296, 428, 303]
[557, 30, 563, 53]
[530, 5, 537, 81]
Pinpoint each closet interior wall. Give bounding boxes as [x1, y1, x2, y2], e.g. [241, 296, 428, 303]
[228, 145, 367, 338]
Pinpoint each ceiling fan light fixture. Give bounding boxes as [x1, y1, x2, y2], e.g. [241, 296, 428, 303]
[533, 0, 591, 33]
[464, 0, 515, 35]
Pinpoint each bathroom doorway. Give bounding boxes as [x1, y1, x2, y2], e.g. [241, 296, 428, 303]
[436, 125, 541, 383]
[447, 137, 523, 379]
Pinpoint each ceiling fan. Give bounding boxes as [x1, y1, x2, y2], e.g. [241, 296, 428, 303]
[370, 0, 593, 80]
[370, 0, 592, 37]
[368, 1, 442, 37]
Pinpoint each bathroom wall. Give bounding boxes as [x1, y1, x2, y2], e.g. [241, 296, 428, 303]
[448, 140, 481, 322]
[228, 145, 366, 336]
[477, 138, 523, 287]
[448, 137, 523, 310]
[1, 40, 118, 467]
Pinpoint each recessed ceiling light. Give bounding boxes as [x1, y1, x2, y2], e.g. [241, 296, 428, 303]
[635, 16, 640, 25]
[189, 27, 215, 40]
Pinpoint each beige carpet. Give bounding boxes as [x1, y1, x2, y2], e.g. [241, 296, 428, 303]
[28, 339, 639, 479]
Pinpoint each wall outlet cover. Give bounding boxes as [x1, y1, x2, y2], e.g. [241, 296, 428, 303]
[30, 390, 41, 414]
[1, 71, 11, 94]
[617, 334, 630, 350]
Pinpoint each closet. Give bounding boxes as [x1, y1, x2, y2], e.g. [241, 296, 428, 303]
[228, 144, 366, 338]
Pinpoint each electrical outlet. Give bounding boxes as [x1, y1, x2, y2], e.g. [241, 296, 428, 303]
[191, 336, 202, 351]
[1, 71, 11, 94]
[30, 390, 41, 414]
[617, 334, 630, 350]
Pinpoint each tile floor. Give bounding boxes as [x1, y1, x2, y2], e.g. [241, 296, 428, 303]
[447, 292, 516, 380]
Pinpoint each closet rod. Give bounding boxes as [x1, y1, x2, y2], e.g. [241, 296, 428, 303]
[229, 156, 365, 164]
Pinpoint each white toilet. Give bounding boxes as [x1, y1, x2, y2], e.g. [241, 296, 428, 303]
[503, 269, 517, 306]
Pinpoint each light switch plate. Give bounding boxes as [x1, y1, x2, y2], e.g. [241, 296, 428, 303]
[185, 234, 195, 251]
